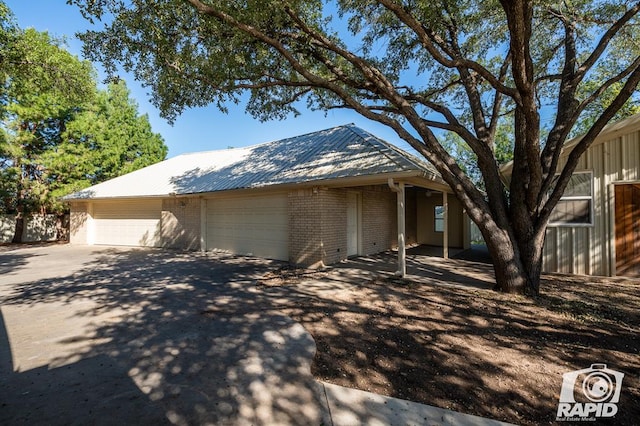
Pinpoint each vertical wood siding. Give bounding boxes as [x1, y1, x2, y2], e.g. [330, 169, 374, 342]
[543, 125, 640, 276]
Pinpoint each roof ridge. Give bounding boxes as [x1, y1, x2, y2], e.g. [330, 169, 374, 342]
[171, 124, 356, 158]
[344, 126, 405, 168]
[346, 126, 437, 175]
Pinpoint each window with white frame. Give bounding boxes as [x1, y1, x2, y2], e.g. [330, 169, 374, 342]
[549, 171, 593, 226]
[434, 205, 445, 232]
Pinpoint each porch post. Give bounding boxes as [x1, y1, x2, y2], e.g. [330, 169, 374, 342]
[388, 178, 406, 277]
[443, 191, 449, 259]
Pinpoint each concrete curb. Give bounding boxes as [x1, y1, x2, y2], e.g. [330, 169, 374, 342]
[321, 381, 515, 426]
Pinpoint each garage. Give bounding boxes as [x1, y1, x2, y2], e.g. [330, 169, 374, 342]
[206, 193, 289, 260]
[93, 200, 162, 247]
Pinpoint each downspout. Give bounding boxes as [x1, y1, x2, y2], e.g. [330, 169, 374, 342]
[388, 178, 406, 277]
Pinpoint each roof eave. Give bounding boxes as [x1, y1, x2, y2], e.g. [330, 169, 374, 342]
[63, 170, 448, 202]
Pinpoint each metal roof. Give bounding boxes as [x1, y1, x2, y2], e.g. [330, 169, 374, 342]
[501, 112, 640, 177]
[64, 124, 441, 200]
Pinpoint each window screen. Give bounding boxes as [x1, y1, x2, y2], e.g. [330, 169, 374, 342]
[435, 205, 445, 232]
[549, 171, 593, 226]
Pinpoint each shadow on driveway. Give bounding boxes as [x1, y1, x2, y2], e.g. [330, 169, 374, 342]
[0, 247, 329, 425]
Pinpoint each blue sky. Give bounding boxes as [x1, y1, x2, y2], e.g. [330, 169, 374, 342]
[6, 0, 412, 158]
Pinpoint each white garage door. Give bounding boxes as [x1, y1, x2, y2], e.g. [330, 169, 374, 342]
[93, 200, 162, 247]
[206, 193, 289, 260]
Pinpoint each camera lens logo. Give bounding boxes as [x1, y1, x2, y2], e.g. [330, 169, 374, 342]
[556, 364, 624, 421]
[583, 370, 614, 402]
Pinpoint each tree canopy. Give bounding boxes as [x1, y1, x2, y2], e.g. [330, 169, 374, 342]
[0, 26, 96, 221]
[41, 80, 168, 212]
[0, 4, 167, 242]
[69, 0, 640, 294]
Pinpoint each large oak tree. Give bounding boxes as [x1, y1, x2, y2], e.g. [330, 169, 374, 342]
[70, 0, 640, 294]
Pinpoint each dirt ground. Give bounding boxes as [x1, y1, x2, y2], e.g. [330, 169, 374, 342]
[258, 263, 640, 425]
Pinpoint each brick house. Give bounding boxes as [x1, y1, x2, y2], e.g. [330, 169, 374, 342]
[65, 125, 469, 269]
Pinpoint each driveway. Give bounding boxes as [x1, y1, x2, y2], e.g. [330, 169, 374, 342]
[0, 245, 330, 425]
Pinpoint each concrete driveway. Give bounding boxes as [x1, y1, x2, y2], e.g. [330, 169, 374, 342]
[0, 245, 330, 425]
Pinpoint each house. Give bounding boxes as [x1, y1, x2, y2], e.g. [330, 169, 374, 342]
[501, 113, 640, 278]
[65, 125, 470, 270]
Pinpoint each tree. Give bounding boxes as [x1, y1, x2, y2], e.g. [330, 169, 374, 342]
[0, 26, 95, 242]
[0, 1, 17, 115]
[0, 5, 167, 242]
[70, 0, 640, 294]
[51, 80, 168, 206]
[442, 119, 515, 190]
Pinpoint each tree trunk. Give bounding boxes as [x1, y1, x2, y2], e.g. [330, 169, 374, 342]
[482, 224, 544, 295]
[55, 213, 69, 241]
[12, 212, 24, 244]
[12, 181, 26, 244]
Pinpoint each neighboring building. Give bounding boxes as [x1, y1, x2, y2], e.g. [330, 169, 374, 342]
[65, 125, 469, 268]
[502, 113, 640, 278]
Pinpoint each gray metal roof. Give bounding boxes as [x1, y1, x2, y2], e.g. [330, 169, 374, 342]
[64, 124, 441, 200]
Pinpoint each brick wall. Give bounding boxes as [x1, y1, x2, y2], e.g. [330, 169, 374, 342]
[288, 188, 348, 267]
[161, 197, 201, 250]
[361, 186, 396, 256]
[319, 188, 348, 265]
[289, 188, 323, 266]
[69, 202, 88, 244]
[289, 185, 396, 267]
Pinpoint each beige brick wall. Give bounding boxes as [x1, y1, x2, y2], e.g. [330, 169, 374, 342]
[289, 188, 323, 266]
[290, 185, 396, 267]
[361, 186, 397, 256]
[319, 189, 348, 265]
[288, 188, 349, 267]
[69, 202, 88, 244]
[161, 197, 201, 250]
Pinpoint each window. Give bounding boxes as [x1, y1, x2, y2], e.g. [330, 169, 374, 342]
[434, 205, 445, 232]
[549, 171, 593, 226]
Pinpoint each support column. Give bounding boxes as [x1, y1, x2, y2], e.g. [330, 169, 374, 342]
[388, 178, 406, 277]
[443, 191, 449, 259]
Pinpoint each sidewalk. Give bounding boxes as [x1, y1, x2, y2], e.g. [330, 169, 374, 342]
[321, 382, 514, 426]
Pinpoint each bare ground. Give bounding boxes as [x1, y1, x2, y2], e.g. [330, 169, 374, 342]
[257, 258, 640, 425]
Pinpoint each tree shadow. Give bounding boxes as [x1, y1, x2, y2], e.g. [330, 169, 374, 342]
[0, 252, 34, 276]
[0, 249, 329, 425]
[256, 255, 640, 425]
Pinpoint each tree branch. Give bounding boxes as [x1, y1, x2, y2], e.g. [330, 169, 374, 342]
[575, 3, 640, 82]
[540, 63, 640, 225]
[376, 0, 518, 99]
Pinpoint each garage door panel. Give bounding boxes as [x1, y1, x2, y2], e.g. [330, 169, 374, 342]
[93, 200, 162, 247]
[206, 194, 288, 260]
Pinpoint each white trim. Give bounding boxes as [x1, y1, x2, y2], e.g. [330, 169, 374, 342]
[548, 171, 595, 227]
[608, 183, 616, 277]
[609, 181, 640, 277]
